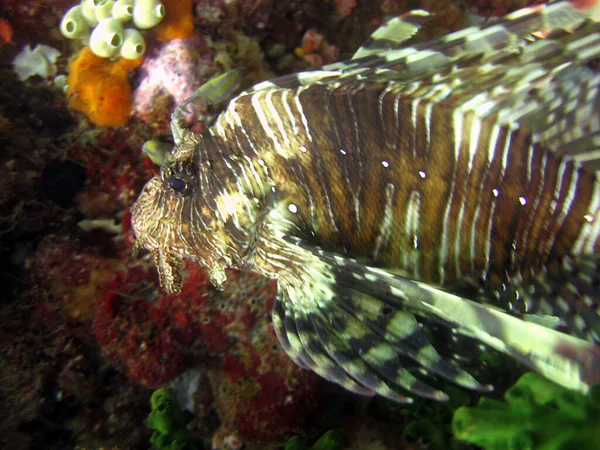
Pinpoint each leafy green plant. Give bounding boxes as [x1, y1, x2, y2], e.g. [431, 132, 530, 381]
[452, 372, 600, 450]
[285, 429, 347, 450]
[147, 388, 202, 450]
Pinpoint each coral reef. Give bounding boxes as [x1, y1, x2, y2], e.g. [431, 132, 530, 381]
[210, 333, 324, 447]
[453, 372, 600, 450]
[1, 0, 65, 52]
[2, 0, 580, 449]
[94, 266, 192, 387]
[94, 259, 327, 446]
[295, 29, 339, 68]
[59, 0, 200, 127]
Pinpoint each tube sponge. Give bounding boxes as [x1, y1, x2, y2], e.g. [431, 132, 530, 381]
[60, 5, 90, 40]
[155, 0, 194, 41]
[94, 0, 116, 22]
[112, 0, 134, 22]
[66, 47, 142, 126]
[90, 17, 124, 58]
[133, 0, 166, 29]
[81, 0, 100, 27]
[120, 28, 145, 59]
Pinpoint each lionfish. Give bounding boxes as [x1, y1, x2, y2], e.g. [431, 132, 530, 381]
[131, 0, 600, 402]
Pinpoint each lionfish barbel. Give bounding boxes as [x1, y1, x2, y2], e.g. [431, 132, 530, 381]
[132, 1, 600, 402]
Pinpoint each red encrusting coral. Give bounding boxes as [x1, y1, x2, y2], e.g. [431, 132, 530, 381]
[30, 234, 120, 323]
[92, 258, 325, 444]
[94, 264, 196, 387]
[95, 286, 190, 386]
[0, 19, 14, 46]
[69, 136, 156, 236]
[93, 263, 281, 387]
[211, 333, 325, 446]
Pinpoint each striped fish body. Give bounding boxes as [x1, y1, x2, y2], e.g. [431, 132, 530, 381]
[132, 1, 600, 402]
[211, 79, 599, 288]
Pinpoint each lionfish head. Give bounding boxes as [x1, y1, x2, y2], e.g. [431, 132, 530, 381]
[131, 136, 232, 293]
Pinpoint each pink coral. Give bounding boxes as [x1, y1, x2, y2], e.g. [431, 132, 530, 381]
[133, 36, 216, 133]
[296, 29, 339, 69]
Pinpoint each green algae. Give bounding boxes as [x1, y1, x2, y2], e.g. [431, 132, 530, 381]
[453, 372, 600, 450]
[148, 388, 202, 450]
[285, 429, 347, 450]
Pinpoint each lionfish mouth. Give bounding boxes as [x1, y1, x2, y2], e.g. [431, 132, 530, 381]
[131, 179, 164, 252]
[130, 177, 188, 293]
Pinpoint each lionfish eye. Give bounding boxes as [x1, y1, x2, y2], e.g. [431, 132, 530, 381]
[168, 176, 188, 194]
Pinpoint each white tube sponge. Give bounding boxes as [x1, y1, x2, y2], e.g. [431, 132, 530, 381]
[120, 28, 146, 59]
[94, 0, 116, 22]
[60, 5, 90, 39]
[81, 0, 100, 27]
[112, 0, 134, 22]
[90, 18, 124, 58]
[133, 0, 165, 29]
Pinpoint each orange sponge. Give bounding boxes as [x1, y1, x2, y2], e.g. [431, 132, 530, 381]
[156, 0, 194, 41]
[67, 47, 142, 127]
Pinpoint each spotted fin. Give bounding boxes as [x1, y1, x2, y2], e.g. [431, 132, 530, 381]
[265, 226, 599, 401]
[259, 222, 488, 401]
[525, 254, 600, 342]
[327, 1, 597, 74]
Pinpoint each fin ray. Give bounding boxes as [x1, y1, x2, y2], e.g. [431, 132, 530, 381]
[279, 236, 598, 396]
[334, 289, 488, 391]
[309, 308, 417, 402]
[316, 301, 449, 401]
[280, 296, 376, 397]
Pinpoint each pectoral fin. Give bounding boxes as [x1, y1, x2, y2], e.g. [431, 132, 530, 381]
[269, 236, 599, 401]
[266, 241, 489, 402]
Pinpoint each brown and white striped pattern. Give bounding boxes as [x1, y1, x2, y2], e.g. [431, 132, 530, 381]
[210, 68, 600, 289]
[131, 0, 600, 401]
